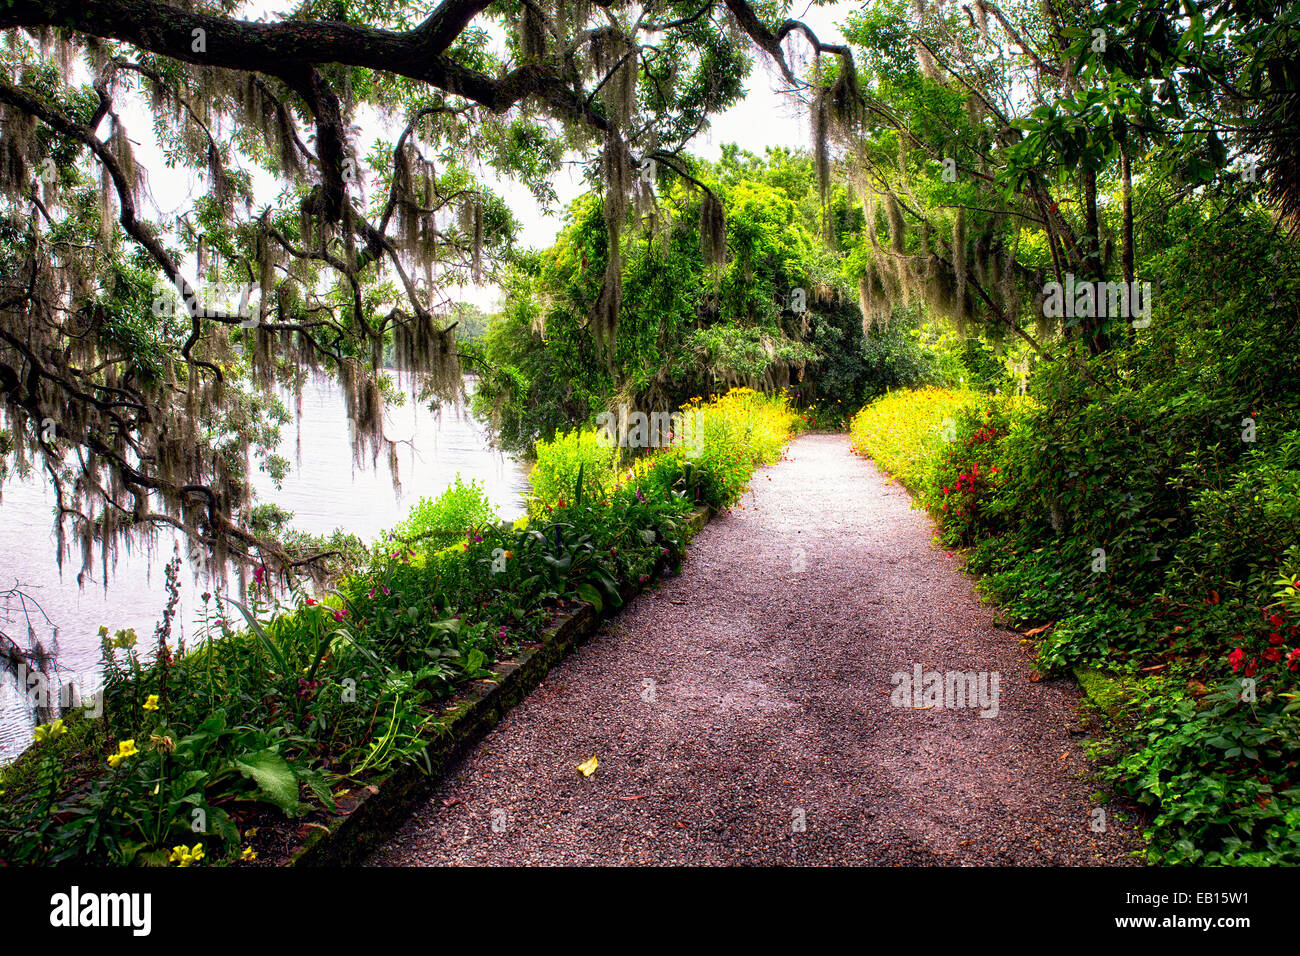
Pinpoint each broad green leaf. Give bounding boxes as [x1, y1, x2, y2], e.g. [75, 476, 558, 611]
[234, 749, 300, 815]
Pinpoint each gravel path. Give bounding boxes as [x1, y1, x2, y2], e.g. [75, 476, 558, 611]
[369, 434, 1138, 866]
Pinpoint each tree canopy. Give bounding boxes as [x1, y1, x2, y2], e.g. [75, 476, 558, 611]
[0, 0, 1294, 585]
[0, 0, 855, 581]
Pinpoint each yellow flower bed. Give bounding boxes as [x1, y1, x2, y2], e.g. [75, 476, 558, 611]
[848, 387, 975, 491]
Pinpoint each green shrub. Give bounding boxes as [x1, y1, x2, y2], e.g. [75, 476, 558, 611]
[529, 427, 619, 511]
[848, 386, 974, 491]
[390, 476, 499, 550]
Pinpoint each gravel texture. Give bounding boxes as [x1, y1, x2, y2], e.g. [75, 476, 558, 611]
[368, 434, 1139, 866]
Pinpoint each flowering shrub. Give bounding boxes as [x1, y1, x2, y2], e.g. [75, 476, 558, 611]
[1100, 570, 1300, 865]
[528, 427, 619, 511]
[924, 395, 1027, 545]
[847, 387, 974, 492]
[389, 476, 499, 551]
[654, 388, 800, 508]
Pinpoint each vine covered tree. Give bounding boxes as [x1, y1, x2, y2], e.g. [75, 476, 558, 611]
[0, 0, 857, 581]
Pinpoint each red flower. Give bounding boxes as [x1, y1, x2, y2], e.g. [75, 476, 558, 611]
[1269, 614, 1285, 628]
[1269, 631, 1284, 645]
[1229, 647, 1245, 671]
[1287, 648, 1300, 671]
[305, 598, 317, 606]
[1245, 658, 1258, 678]
[1263, 647, 1282, 663]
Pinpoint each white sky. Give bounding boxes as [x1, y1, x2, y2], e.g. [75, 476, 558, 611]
[120, 1, 858, 310]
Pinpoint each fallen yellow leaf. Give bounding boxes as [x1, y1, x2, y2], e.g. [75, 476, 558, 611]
[577, 754, 599, 777]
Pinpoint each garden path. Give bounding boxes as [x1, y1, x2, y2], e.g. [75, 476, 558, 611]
[369, 434, 1137, 865]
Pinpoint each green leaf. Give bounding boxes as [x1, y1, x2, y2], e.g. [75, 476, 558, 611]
[575, 581, 604, 612]
[234, 749, 301, 815]
[221, 596, 289, 674]
[298, 768, 337, 810]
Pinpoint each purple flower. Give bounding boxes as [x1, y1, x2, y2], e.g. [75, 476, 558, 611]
[636, 488, 645, 502]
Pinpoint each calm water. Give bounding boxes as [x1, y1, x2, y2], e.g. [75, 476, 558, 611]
[0, 375, 529, 763]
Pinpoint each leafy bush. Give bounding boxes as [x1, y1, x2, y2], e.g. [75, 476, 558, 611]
[390, 476, 499, 551]
[653, 388, 800, 509]
[528, 427, 619, 510]
[925, 394, 1028, 545]
[848, 386, 974, 491]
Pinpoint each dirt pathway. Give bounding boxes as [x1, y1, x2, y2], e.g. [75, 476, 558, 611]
[369, 434, 1137, 865]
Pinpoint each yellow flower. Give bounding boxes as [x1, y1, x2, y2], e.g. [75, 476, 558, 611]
[34, 719, 67, 744]
[107, 738, 138, 768]
[168, 843, 205, 867]
[240, 847, 257, 862]
[142, 694, 160, 712]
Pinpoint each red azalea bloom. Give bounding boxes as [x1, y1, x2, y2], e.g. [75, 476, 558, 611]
[1269, 631, 1284, 645]
[1263, 647, 1282, 663]
[1287, 648, 1300, 671]
[1229, 647, 1245, 671]
[1245, 658, 1258, 677]
[1269, 614, 1285, 628]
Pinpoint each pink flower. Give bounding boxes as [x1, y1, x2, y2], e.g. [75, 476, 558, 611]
[333, 609, 347, 622]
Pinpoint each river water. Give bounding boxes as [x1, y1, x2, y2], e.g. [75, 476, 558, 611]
[0, 375, 529, 763]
